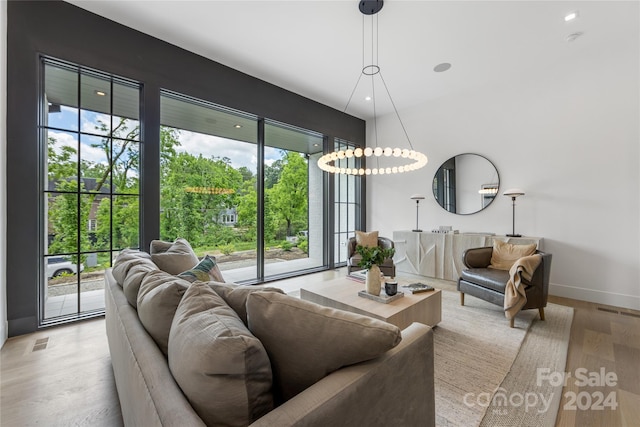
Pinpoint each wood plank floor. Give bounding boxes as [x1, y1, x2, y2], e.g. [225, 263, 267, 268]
[1, 269, 638, 426]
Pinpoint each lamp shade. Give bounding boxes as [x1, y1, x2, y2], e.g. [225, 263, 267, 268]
[410, 194, 426, 200]
[503, 188, 525, 197]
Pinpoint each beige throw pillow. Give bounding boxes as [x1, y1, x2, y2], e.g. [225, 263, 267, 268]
[137, 270, 190, 356]
[246, 291, 402, 403]
[489, 240, 537, 271]
[168, 282, 273, 426]
[355, 230, 379, 248]
[208, 282, 284, 325]
[150, 238, 199, 275]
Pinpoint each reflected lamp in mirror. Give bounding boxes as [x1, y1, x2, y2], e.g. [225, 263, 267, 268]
[410, 194, 426, 232]
[503, 188, 525, 237]
[432, 153, 500, 215]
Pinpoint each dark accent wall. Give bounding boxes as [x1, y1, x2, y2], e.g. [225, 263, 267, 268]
[6, 0, 365, 336]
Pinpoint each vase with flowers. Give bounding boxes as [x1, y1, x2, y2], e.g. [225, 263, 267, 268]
[356, 245, 395, 296]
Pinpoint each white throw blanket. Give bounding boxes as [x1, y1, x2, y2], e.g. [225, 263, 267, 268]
[504, 254, 542, 319]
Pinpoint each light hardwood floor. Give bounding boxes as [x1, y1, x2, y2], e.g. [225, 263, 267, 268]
[1, 269, 638, 426]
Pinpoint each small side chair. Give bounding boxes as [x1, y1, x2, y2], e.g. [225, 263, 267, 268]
[457, 246, 552, 327]
[347, 236, 396, 278]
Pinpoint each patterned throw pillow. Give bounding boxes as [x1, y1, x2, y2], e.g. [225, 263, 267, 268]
[178, 255, 225, 283]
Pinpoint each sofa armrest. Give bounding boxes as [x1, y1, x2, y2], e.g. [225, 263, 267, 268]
[462, 247, 493, 268]
[250, 323, 434, 427]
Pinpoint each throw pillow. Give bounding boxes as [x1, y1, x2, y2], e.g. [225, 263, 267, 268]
[246, 291, 402, 403]
[208, 282, 284, 325]
[168, 282, 273, 427]
[121, 262, 158, 308]
[178, 255, 224, 283]
[355, 230, 379, 248]
[489, 240, 537, 271]
[150, 238, 199, 275]
[137, 270, 190, 356]
[112, 249, 153, 287]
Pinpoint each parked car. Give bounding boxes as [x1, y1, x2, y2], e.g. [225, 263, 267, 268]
[46, 257, 85, 279]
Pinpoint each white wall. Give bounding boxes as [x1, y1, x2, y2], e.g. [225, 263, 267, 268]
[1, 0, 8, 347]
[368, 40, 640, 310]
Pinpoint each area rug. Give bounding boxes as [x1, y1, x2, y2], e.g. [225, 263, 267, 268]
[434, 289, 573, 427]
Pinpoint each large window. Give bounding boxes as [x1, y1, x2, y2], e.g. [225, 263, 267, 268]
[334, 138, 361, 265]
[159, 93, 326, 282]
[41, 58, 141, 322]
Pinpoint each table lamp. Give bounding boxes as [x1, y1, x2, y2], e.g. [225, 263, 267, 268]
[503, 188, 525, 237]
[410, 194, 426, 232]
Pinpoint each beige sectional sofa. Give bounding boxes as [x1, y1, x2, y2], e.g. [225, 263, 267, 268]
[105, 246, 435, 426]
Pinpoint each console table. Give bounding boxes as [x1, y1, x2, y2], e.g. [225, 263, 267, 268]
[392, 231, 543, 282]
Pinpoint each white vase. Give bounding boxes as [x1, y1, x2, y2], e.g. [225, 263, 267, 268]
[366, 264, 382, 296]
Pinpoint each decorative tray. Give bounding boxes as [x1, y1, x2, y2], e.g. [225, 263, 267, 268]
[357, 290, 404, 304]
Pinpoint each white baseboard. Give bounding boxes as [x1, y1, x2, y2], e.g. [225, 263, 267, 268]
[550, 282, 640, 311]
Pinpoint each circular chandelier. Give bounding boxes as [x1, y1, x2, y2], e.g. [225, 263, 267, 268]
[318, 0, 428, 176]
[317, 146, 428, 175]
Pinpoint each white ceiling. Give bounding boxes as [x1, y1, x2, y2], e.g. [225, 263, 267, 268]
[65, 1, 638, 120]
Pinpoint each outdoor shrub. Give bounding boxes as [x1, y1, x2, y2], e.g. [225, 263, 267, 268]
[281, 241, 293, 251]
[219, 243, 235, 255]
[299, 239, 308, 254]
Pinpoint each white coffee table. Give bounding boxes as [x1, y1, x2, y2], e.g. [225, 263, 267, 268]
[300, 276, 441, 329]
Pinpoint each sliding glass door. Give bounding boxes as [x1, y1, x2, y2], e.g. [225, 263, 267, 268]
[159, 92, 327, 282]
[263, 122, 325, 278]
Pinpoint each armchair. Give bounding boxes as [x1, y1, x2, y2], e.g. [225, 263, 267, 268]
[457, 246, 552, 327]
[347, 236, 396, 278]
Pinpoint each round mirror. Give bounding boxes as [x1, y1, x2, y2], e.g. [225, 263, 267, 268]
[432, 153, 500, 215]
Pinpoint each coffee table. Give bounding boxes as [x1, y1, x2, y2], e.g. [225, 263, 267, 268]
[300, 276, 441, 330]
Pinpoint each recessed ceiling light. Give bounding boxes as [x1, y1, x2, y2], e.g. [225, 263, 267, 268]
[433, 63, 452, 73]
[313, 143, 320, 147]
[564, 11, 579, 22]
[364, 96, 372, 101]
[94, 90, 107, 96]
[234, 124, 242, 129]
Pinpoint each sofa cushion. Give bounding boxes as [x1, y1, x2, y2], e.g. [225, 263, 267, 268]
[208, 282, 284, 325]
[168, 281, 273, 427]
[246, 291, 402, 403]
[355, 230, 379, 248]
[489, 240, 537, 271]
[112, 249, 154, 286]
[178, 254, 225, 283]
[150, 238, 199, 275]
[137, 270, 190, 356]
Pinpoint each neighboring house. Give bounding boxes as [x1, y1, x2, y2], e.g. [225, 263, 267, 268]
[218, 207, 237, 226]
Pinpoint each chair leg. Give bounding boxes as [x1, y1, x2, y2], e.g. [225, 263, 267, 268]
[510, 318, 515, 328]
[460, 293, 465, 306]
[539, 307, 545, 321]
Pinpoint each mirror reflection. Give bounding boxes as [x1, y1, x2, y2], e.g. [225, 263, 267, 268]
[432, 153, 499, 215]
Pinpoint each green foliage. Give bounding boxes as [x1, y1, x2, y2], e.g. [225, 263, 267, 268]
[219, 243, 235, 255]
[355, 245, 395, 270]
[281, 241, 293, 251]
[47, 117, 143, 258]
[266, 151, 308, 239]
[298, 238, 308, 254]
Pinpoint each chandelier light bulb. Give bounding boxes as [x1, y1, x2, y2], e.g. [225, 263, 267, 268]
[345, 149, 354, 158]
[364, 147, 373, 157]
[365, 169, 371, 175]
[337, 150, 346, 159]
[374, 147, 383, 156]
[393, 148, 401, 157]
[383, 147, 393, 156]
[354, 148, 363, 157]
